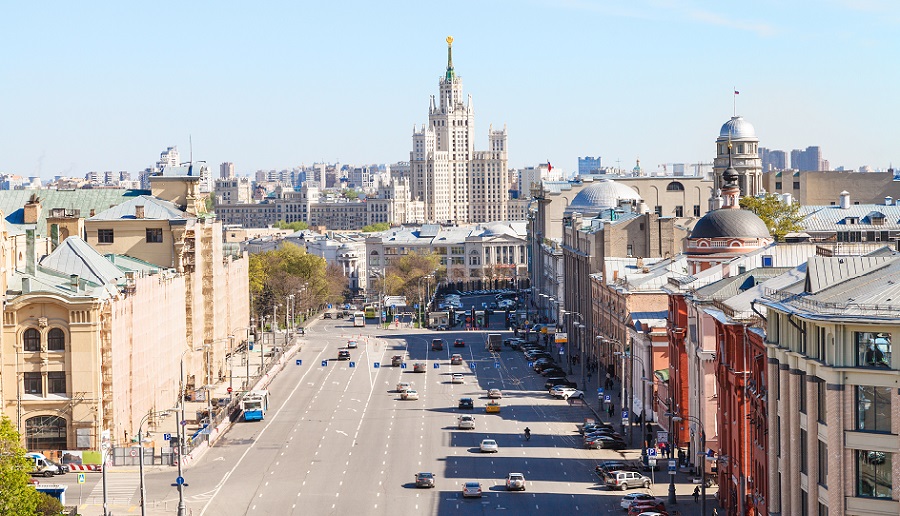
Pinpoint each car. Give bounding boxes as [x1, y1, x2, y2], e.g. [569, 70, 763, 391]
[584, 429, 623, 440]
[634, 512, 668, 516]
[540, 367, 567, 377]
[506, 472, 526, 491]
[458, 397, 474, 409]
[621, 493, 661, 509]
[451, 373, 464, 384]
[337, 350, 351, 360]
[295, 327, 306, 335]
[323, 312, 333, 319]
[551, 387, 577, 398]
[431, 339, 445, 351]
[480, 439, 499, 453]
[415, 472, 435, 488]
[628, 502, 666, 516]
[402, 389, 419, 400]
[544, 378, 577, 390]
[462, 481, 483, 498]
[392, 355, 405, 367]
[596, 461, 630, 477]
[585, 436, 627, 450]
[397, 381, 411, 392]
[435, 325, 448, 331]
[606, 470, 652, 490]
[453, 338, 465, 347]
[487, 388, 502, 399]
[498, 299, 515, 309]
[450, 354, 463, 365]
[347, 340, 358, 349]
[564, 390, 585, 399]
[458, 415, 476, 429]
[336, 311, 344, 319]
[413, 362, 427, 373]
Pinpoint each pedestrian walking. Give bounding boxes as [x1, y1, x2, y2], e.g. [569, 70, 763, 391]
[587, 372, 592, 383]
[607, 404, 614, 418]
[693, 486, 700, 503]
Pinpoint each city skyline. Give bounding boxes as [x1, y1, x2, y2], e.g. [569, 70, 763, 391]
[0, 1, 897, 179]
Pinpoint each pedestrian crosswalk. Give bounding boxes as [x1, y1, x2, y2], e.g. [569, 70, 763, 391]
[85, 470, 139, 506]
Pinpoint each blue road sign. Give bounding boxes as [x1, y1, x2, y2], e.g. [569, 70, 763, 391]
[604, 394, 612, 403]
[414, 304, 419, 309]
[382, 311, 386, 317]
[400, 363, 407, 369]
[668, 460, 677, 475]
[374, 362, 380, 368]
[176, 476, 185, 485]
[321, 360, 328, 367]
[296, 359, 302, 366]
[597, 387, 604, 395]
[494, 362, 500, 369]
[527, 362, 534, 368]
[433, 363, 440, 369]
[327, 304, 332, 309]
[621, 409, 629, 420]
[77, 473, 85, 484]
[470, 362, 477, 370]
[163, 433, 171, 441]
[647, 448, 658, 458]
[349, 362, 356, 368]
[248, 341, 254, 351]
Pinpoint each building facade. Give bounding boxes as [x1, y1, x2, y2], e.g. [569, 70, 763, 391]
[714, 116, 763, 199]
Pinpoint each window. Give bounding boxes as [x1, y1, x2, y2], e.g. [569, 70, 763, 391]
[857, 331, 891, 368]
[793, 181, 801, 190]
[97, 229, 114, 243]
[799, 373, 807, 414]
[24, 372, 42, 395]
[47, 329, 65, 352]
[654, 206, 662, 216]
[693, 205, 701, 217]
[819, 502, 829, 516]
[857, 385, 892, 432]
[25, 416, 67, 450]
[146, 228, 163, 243]
[817, 379, 827, 423]
[800, 429, 808, 474]
[627, 244, 633, 257]
[775, 181, 783, 190]
[666, 181, 685, 192]
[47, 372, 66, 395]
[675, 206, 684, 217]
[857, 449, 892, 498]
[818, 440, 828, 486]
[23, 328, 40, 352]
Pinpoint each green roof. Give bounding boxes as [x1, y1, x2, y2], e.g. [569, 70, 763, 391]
[0, 189, 150, 237]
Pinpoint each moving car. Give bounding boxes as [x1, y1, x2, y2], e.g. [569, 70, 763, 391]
[458, 397, 474, 409]
[397, 381, 411, 392]
[564, 390, 585, 399]
[479, 439, 499, 453]
[487, 389, 502, 399]
[621, 493, 660, 509]
[391, 355, 404, 367]
[413, 362, 427, 373]
[451, 373, 464, 384]
[431, 339, 445, 351]
[462, 481, 483, 498]
[337, 350, 351, 360]
[450, 354, 463, 365]
[323, 312, 333, 319]
[458, 415, 476, 429]
[347, 340, 358, 349]
[628, 502, 666, 516]
[415, 472, 435, 488]
[453, 338, 465, 347]
[551, 386, 577, 398]
[402, 389, 419, 400]
[605, 470, 652, 490]
[506, 473, 526, 491]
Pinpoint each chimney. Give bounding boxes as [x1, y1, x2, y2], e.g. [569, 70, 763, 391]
[90, 209, 96, 217]
[21, 277, 31, 294]
[70, 274, 79, 291]
[135, 205, 145, 219]
[25, 229, 35, 275]
[839, 191, 850, 209]
[23, 196, 41, 224]
[782, 193, 792, 205]
[886, 196, 893, 206]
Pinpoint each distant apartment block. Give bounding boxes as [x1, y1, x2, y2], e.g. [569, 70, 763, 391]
[578, 156, 602, 175]
[759, 147, 787, 171]
[220, 162, 235, 179]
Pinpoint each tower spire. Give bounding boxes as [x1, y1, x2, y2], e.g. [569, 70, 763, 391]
[445, 36, 455, 81]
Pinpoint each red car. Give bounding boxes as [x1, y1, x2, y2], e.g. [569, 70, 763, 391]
[627, 501, 666, 516]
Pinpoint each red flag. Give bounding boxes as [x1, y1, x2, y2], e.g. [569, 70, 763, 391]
[547, 161, 552, 172]
[734, 90, 740, 95]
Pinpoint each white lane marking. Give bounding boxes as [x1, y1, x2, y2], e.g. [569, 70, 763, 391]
[198, 343, 330, 516]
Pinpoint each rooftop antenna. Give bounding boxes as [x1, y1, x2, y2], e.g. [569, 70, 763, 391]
[189, 134, 193, 165]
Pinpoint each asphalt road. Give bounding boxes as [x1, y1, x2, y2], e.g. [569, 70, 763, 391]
[137, 314, 646, 515]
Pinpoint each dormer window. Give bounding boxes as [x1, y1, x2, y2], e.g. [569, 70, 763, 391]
[845, 217, 859, 225]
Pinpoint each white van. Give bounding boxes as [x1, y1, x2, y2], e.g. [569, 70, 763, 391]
[26, 453, 63, 477]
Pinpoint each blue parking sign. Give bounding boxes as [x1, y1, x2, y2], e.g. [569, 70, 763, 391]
[647, 447, 658, 458]
[604, 394, 611, 403]
[494, 362, 500, 369]
[621, 409, 629, 420]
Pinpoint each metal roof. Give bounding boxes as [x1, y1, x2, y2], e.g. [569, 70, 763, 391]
[87, 195, 188, 221]
[38, 237, 125, 286]
[0, 188, 149, 236]
[798, 203, 900, 232]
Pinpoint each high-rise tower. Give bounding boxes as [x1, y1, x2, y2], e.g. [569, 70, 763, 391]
[410, 37, 508, 224]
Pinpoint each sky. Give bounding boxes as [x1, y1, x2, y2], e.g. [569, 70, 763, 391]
[1, 0, 898, 180]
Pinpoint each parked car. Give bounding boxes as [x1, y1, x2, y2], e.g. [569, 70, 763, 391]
[544, 378, 576, 390]
[462, 481, 483, 498]
[540, 367, 567, 377]
[551, 386, 577, 398]
[605, 470, 652, 490]
[480, 439, 499, 453]
[564, 390, 585, 399]
[415, 472, 435, 488]
[506, 473, 526, 491]
[621, 493, 661, 509]
[458, 397, 474, 410]
[585, 435, 626, 450]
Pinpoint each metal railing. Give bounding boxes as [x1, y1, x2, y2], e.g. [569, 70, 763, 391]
[763, 289, 900, 317]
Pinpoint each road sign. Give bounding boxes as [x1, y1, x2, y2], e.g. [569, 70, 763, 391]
[597, 387, 604, 396]
[621, 409, 629, 420]
[180, 420, 187, 426]
[470, 363, 477, 370]
[414, 304, 419, 309]
[527, 362, 534, 368]
[374, 362, 380, 368]
[604, 394, 612, 403]
[321, 360, 328, 367]
[77, 473, 85, 484]
[176, 476, 185, 485]
[163, 433, 171, 441]
[130, 449, 138, 457]
[668, 460, 677, 475]
[400, 363, 407, 369]
[494, 362, 500, 369]
[295, 359, 302, 366]
[433, 363, 440, 369]
[647, 447, 658, 458]
[558, 347, 565, 355]
[648, 459, 657, 467]
[349, 362, 355, 368]
[657, 431, 669, 444]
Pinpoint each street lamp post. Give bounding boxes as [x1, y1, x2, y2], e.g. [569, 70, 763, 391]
[672, 415, 707, 516]
[666, 407, 677, 505]
[137, 409, 173, 516]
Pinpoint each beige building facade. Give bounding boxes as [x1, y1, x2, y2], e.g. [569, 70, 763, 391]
[762, 170, 900, 206]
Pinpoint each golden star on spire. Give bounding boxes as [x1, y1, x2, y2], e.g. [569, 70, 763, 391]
[446, 36, 453, 46]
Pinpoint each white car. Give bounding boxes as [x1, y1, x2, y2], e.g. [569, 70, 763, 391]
[462, 481, 483, 498]
[458, 415, 475, 430]
[564, 390, 585, 399]
[403, 389, 419, 401]
[347, 340, 358, 349]
[480, 439, 499, 453]
[451, 373, 464, 384]
[498, 299, 515, 309]
[621, 493, 659, 509]
[551, 387, 577, 398]
[397, 382, 411, 393]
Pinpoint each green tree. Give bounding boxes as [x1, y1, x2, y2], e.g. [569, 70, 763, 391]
[361, 222, 390, 232]
[343, 189, 360, 200]
[273, 220, 310, 232]
[739, 193, 804, 242]
[377, 251, 446, 302]
[249, 243, 330, 323]
[0, 416, 42, 515]
[35, 493, 64, 516]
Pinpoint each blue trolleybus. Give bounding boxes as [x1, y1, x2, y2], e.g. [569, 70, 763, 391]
[241, 390, 269, 421]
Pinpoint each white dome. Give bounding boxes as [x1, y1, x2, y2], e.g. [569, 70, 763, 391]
[719, 116, 756, 140]
[565, 179, 642, 216]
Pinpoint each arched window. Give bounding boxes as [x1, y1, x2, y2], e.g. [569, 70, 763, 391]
[23, 328, 40, 352]
[666, 181, 685, 192]
[25, 415, 67, 450]
[48, 329, 66, 352]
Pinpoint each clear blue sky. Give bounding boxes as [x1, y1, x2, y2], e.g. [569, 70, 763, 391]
[1, 0, 897, 179]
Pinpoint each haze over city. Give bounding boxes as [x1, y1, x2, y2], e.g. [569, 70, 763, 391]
[1, 0, 897, 178]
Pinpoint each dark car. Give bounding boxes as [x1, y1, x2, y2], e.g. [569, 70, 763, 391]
[337, 350, 351, 360]
[453, 339, 465, 348]
[586, 435, 627, 450]
[545, 378, 576, 390]
[415, 472, 435, 488]
[431, 339, 445, 351]
[336, 312, 344, 319]
[458, 397, 474, 409]
[540, 367, 567, 377]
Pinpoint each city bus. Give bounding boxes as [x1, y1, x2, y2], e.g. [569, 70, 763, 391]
[241, 390, 269, 421]
[364, 304, 378, 319]
[353, 311, 366, 327]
